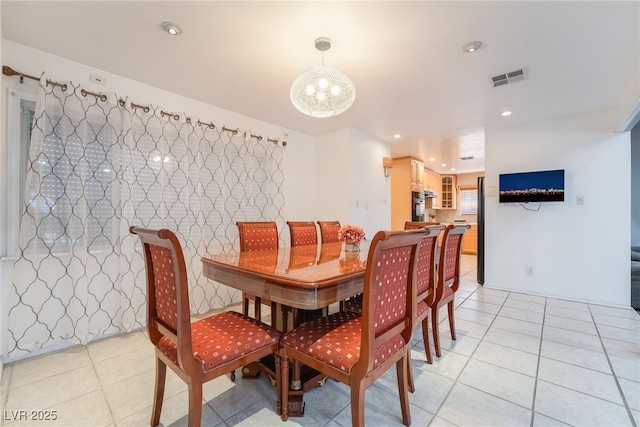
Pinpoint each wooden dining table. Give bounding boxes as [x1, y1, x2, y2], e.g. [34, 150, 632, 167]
[201, 241, 369, 416]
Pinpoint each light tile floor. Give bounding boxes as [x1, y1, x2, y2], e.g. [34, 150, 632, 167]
[1, 255, 639, 427]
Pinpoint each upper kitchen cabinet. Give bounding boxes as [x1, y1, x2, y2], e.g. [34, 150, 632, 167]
[424, 168, 442, 209]
[392, 157, 424, 192]
[410, 158, 424, 192]
[423, 168, 434, 190]
[441, 175, 457, 209]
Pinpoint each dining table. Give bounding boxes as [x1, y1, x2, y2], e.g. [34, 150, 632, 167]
[201, 240, 369, 416]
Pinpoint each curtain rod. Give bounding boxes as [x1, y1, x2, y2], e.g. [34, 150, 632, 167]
[3, 65, 288, 147]
[3, 65, 67, 90]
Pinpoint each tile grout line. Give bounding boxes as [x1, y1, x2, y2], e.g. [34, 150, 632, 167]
[86, 343, 118, 427]
[528, 294, 547, 427]
[428, 285, 514, 426]
[3, 346, 116, 427]
[588, 305, 638, 427]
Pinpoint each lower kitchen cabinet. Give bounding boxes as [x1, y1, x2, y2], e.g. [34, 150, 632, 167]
[462, 224, 478, 255]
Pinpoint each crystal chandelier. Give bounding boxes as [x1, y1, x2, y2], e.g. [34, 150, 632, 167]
[290, 37, 356, 118]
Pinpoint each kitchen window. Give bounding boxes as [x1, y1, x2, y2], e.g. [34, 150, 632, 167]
[459, 186, 478, 215]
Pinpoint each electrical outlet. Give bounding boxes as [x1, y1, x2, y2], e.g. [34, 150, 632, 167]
[526, 265, 534, 276]
[90, 74, 107, 86]
[576, 196, 584, 206]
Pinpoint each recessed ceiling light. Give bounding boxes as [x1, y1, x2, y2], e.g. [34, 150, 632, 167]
[441, 163, 447, 167]
[162, 22, 183, 36]
[450, 168, 456, 171]
[501, 110, 512, 116]
[429, 157, 436, 162]
[463, 41, 483, 53]
[393, 134, 401, 139]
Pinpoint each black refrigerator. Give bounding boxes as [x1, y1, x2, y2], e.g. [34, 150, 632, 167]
[477, 176, 485, 284]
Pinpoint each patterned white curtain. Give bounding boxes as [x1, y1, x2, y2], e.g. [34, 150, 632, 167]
[6, 77, 285, 360]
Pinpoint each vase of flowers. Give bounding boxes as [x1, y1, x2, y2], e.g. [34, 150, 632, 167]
[338, 224, 366, 252]
[344, 243, 359, 252]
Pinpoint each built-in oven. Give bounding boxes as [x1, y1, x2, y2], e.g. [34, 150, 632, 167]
[412, 191, 425, 222]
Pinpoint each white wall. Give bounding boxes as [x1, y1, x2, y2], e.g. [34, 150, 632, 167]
[316, 129, 352, 224]
[485, 110, 630, 306]
[315, 127, 391, 239]
[348, 128, 392, 237]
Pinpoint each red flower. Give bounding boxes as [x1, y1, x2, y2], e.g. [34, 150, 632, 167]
[338, 224, 366, 244]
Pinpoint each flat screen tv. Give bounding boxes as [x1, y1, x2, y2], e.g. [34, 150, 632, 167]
[499, 169, 565, 203]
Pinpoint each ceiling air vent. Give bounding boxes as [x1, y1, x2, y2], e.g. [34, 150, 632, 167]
[459, 156, 475, 161]
[490, 68, 526, 88]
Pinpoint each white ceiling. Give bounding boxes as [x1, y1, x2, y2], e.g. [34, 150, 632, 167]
[2, 1, 638, 174]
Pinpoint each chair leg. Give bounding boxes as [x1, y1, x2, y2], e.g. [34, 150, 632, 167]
[280, 350, 289, 421]
[151, 357, 166, 427]
[407, 347, 415, 393]
[421, 315, 433, 364]
[448, 299, 456, 341]
[187, 381, 203, 427]
[351, 381, 366, 427]
[432, 303, 442, 358]
[396, 357, 411, 426]
[407, 346, 416, 393]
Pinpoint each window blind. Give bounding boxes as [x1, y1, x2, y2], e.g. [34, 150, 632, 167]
[459, 187, 478, 215]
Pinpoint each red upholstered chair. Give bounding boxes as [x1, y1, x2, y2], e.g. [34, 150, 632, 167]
[279, 229, 426, 427]
[287, 221, 318, 247]
[236, 221, 279, 320]
[408, 224, 445, 392]
[343, 222, 444, 316]
[237, 221, 280, 252]
[432, 224, 470, 357]
[129, 227, 282, 427]
[317, 220, 341, 243]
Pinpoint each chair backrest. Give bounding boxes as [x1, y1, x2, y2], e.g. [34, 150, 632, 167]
[129, 226, 194, 369]
[415, 225, 446, 307]
[287, 221, 318, 247]
[237, 221, 279, 252]
[404, 221, 441, 230]
[317, 220, 341, 243]
[355, 228, 427, 375]
[437, 224, 470, 298]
